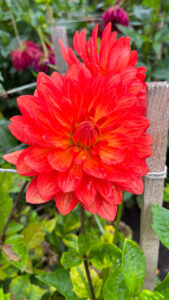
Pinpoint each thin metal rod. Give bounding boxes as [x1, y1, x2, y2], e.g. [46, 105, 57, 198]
[0, 168, 17, 173]
[80, 206, 96, 300]
[0, 181, 28, 244]
[7, 82, 36, 95]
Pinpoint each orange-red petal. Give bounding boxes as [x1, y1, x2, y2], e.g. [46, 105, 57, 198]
[24, 147, 53, 173]
[48, 149, 73, 172]
[55, 192, 78, 215]
[57, 165, 83, 192]
[83, 155, 106, 179]
[75, 175, 97, 205]
[26, 177, 51, 204]
[37, 171, 59, 201]
[3, 150, 24, 165]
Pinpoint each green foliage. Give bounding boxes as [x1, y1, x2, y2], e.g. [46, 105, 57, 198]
[139, 289, 164, 299]
[103, 266, 130, 300]
[0, 173, 13, 235]
[122, 239, 146, 296]
[78, 232, 99, 256]
[0, 289, 11, 300]
[89, 242, 122, 269]
[37, 269, 80, 300]
[61, 251, 82, 268]
[70, 264, 102, 299]
[10, 274, 46, 299]
[152, 204, 169, 249]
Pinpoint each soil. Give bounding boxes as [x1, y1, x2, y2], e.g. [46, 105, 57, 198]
[122, 203, 169, 280]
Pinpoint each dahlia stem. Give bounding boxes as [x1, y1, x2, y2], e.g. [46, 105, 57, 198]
[112, 193, 124, 245]
[47, 4, 54, 27]
[37, 27, 48, 58]
[0, 181, 28, 244]
[80, 206, 96, 300]
[7, 0, 23, 48]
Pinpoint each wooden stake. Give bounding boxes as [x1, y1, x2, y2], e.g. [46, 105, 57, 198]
[140, 82, 169, 290]
[51, 25, 68, 74]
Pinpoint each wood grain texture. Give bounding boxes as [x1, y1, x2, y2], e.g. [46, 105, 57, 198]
[140, 82, 169, 290]
[51, 26, 68, 74]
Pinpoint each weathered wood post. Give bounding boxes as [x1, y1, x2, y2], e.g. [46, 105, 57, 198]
[140, 82, 169, 290]
[51, 25, 68, 74]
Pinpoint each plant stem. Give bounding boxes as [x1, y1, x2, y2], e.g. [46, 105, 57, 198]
[80, 206, 96, 300]
[7, 0, 23, 48]
[37, 27, 48, 58]
[47, 4, 53, 27]
[113, 195, 124, 245]
[0, 181, 28, 244]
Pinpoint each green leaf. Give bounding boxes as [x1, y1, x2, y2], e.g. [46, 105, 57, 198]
[152, 204, 169, 249]
[70, 264, 102, 299]
[21, 222, 45, 249]
[154, 273, 169, 293]
[10, 241, 28, 271]
[78, 232, 99, 256]
[6, 220, 24, 235]
[122, 239, 146, 296]
[0, 288, 11, 300]
[89, 242, 122, 269]
[10, 275, 31, 299]
[27, 284, 46, 300]
[0, 192, 13, 235]
[37, 269, 80, 300]
[63, 233, 79, 251]
[61, 251, 82, 268]
[63, 212, 81, 233]
[103, 266, 130, 300]
[139, 289, 164, 299]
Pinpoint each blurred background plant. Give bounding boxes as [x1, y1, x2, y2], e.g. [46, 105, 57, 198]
[1, 0, 169, 298]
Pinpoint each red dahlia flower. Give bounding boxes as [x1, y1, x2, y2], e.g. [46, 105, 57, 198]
[4, 24, 152, 221]
[11, 41, 41, 71]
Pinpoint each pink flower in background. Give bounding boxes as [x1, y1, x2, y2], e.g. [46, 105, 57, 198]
[100, 6, 129, 35]
[33, 44, 55, 72]
[11, 41, 41, 71]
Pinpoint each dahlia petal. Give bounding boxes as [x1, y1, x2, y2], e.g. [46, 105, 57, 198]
[9, 116, 45, 146]
[55, 192, 78, 215]
[74, 149, 88, 165]
[3, 150, 24, 165]
[118, 175, 144, 195]
[83, 155, 106, 179]
[81, 201, 97, 215]
[48, 149, 73, 172]
[43, 133, 71, 149]
[75, 176, 97, 205]
[24, 147, 53, 173]
[81, 194, 117, 221]
[95, 179, 122, 205]
[57, 165, 83, 192]
[59, 38, 80, 66]
[99, 23, 112, 70]
[17, 95, 52, 131]
[73, 29, 89, 65]
[16, 149, 37, 176]
[128, 50, 138, 67]
[97, 195, 118, 221]
[100, 147, 124, 165]
[50, 72, 64, 91]
[37, 171, 59, 201]
[26, 177, 50, 204]
[115, 48, 130, 72]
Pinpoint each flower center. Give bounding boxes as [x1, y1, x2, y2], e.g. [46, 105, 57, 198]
[72, 120, 100, 148]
